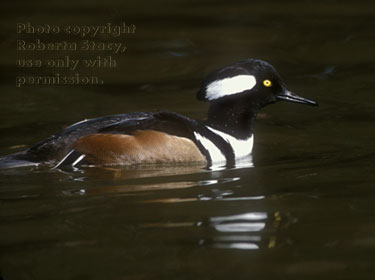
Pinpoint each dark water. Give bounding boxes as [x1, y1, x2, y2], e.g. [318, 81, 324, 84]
[1, 0, 375, 279]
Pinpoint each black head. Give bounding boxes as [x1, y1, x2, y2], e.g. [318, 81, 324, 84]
[197, 59, 318, 108]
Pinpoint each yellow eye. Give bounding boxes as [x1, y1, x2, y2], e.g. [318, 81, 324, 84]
[263, 80, 272, 87]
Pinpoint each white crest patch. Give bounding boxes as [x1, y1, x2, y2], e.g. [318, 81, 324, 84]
[207, 126, 254, 159]
[194, 132, 226, 163]
[206, 75, 256, 100]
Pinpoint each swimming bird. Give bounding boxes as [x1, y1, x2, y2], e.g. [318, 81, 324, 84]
[0, 59, 318, 169]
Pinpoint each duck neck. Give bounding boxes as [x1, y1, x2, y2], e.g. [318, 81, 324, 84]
[205, 100, 259, 139]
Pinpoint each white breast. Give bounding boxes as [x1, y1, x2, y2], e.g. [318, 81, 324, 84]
[193, 132, 226, 163]
[206, 126, 253, 159]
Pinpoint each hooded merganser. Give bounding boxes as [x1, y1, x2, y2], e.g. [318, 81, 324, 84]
[0, 59, 318, 169]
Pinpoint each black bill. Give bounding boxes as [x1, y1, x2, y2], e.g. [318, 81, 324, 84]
[277, 90, 318, 106]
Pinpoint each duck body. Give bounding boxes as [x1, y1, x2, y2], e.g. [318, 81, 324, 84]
[0, 59, 318, 169]
[5, 111, 251, 168]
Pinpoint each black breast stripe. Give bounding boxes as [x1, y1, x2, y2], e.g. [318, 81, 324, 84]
[194, 126, 235, 167]
[153, 112, 235, 167]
